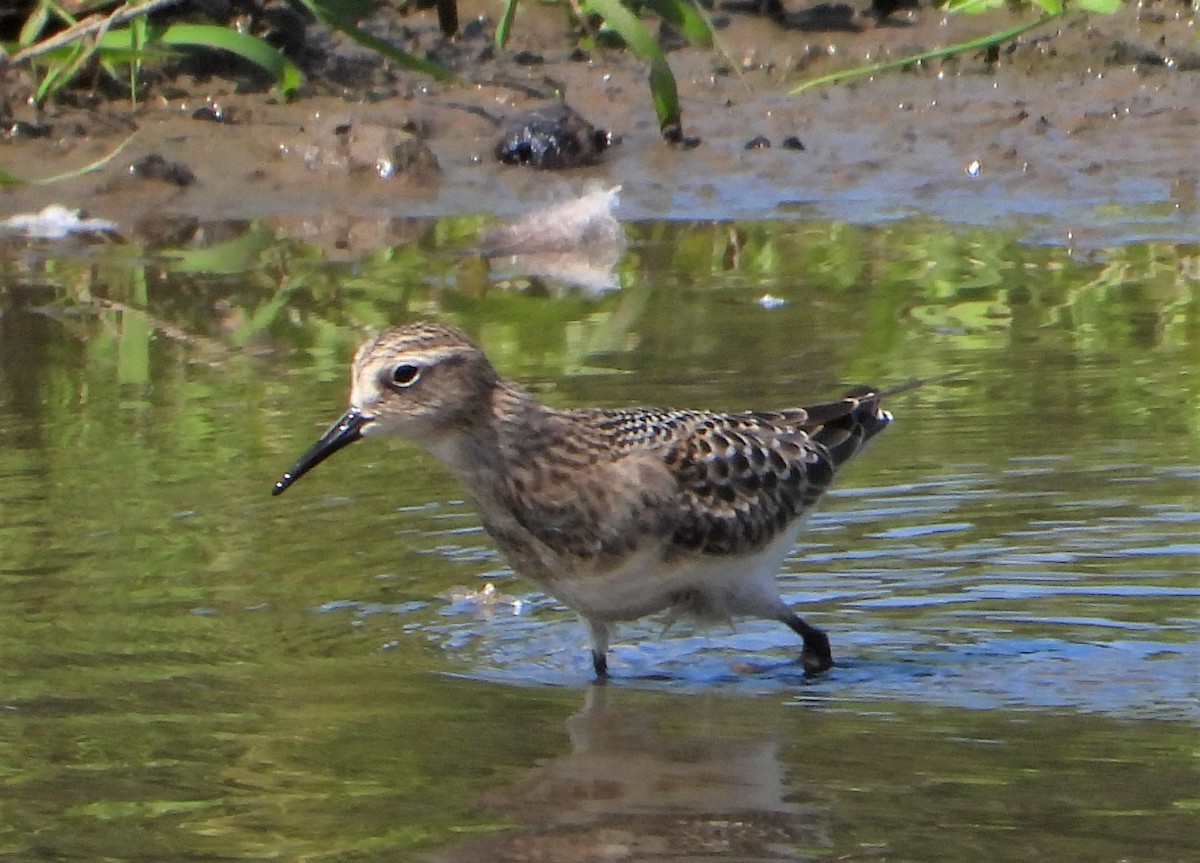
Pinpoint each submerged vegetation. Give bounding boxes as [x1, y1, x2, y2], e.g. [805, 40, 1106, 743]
[2, 217, 1196, 386]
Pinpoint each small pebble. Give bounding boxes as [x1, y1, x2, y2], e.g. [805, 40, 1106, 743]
[130, 154, 195, 186]
[6, 121, 52, 139]
[191, 104, 230, 123]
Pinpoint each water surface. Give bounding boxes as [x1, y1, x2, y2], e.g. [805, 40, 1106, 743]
[1, 218, 1197, 860]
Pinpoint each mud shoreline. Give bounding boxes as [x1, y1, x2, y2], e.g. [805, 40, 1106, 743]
[1, 1, 1198, 245]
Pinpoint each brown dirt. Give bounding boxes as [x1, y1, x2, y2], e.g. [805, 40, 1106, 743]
[1, 1, 1198, 247]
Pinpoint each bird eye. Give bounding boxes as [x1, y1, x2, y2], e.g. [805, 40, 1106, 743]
[389, 363, 422, 388]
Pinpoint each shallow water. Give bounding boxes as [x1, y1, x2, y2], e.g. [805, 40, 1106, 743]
[1, 218, 1197, 860]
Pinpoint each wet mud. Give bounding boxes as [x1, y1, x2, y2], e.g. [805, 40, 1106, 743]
[1, 1, 1198, 241]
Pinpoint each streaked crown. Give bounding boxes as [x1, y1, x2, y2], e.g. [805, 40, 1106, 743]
[349, 322, 500, 438]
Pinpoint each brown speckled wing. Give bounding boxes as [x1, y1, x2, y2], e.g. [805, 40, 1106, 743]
[486, 391, 888, 567]
[596, 391, 890, 556]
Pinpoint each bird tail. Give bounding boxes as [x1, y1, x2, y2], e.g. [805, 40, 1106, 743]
[805, 372, 962, 481]
[804, 386, 893, 473]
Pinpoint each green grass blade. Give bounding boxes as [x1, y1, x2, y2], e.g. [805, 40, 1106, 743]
[945, 0, 1006, 12]
[155, 23, 304, 97]
[790, 13, 1058, 95]
[34, 41, 94, 105]
[18, 3, 50, 47]
[639, 0, 712, 48]
[582, 0, 681, 135]
[496, 0, 519, 52]
[948, 0, 1063, 14]
[83, 43, 173, 64]
[647, 57, 681, 136]
[33, 131, 138, 185]
[129, 14, 147, 102]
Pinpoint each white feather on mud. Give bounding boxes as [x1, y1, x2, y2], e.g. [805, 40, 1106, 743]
[478, 185, 625, 294]
[0, 205, 118, 240]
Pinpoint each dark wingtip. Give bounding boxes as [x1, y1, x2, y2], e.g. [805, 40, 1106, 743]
[845, 386, 892, 443]
[271, 475, 295, 496]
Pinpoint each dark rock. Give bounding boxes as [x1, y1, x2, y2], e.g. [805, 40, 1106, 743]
[129, 154, 195, 186]
[1107, 41, 1168, 68]
[5, 122, 52, 139]
[461, 17, 490, 40]
[779, 2, 862, 33]
[191, 103, 232, 123]
[869, 0, 919, 21]
[495, 105, 609, 170]
[1107, 39, 1200, 71]
[255, 1, 309, 58]
[658, 21, 688, 53]
[512, 51, 544, 66]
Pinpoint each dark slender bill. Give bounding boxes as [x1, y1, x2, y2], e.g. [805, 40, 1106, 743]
[272, 409, 370, 496]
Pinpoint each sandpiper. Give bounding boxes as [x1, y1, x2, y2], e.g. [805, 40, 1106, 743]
[273, 322, 893, 679]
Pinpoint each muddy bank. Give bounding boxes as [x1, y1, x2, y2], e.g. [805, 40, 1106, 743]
[1, 1, 1198, 245]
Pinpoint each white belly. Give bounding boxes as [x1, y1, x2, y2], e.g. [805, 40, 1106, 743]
[544, 523, 806, 624]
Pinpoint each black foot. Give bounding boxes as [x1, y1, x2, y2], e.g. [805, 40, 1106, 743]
[591, 649, 609, 683]
[784, 613, 835, 676]
[799, 629, 834, 676]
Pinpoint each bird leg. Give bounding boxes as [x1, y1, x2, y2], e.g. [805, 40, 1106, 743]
[586, 617, 612, 682]
[783, 612, 834, 675]
[591, 649, 609, 681]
